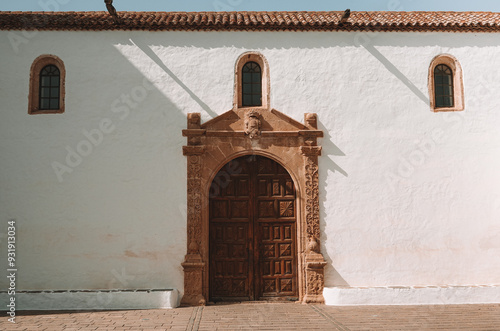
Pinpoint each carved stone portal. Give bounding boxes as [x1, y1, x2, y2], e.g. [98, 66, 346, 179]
[181, 108, 325, 305]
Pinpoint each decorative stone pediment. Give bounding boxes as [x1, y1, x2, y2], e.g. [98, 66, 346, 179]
[200, 108, 310, 131]
[183, 108, 323, 154]
[181, 107, 326, 306]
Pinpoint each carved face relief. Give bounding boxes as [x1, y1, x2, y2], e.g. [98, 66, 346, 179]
[244, 109, 261, 139]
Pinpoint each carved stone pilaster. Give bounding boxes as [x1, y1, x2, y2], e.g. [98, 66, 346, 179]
[301, 146, 322, 242]
[301, 145, 326, 304]
[304, 156, 320, 241]
[181, 127, 206, 306]
[183, 148, 205, 256]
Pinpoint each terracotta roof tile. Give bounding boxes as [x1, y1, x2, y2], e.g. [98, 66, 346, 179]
[1, 11, 500, 32]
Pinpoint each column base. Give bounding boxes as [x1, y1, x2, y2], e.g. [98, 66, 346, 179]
[303, 252, 327, 304]
[180, 294, 206, 306]
[181, 254, 206, 306]
[302, 293, 325, 304]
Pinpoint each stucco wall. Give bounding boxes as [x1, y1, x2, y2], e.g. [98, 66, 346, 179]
[1, 30, 500, 297]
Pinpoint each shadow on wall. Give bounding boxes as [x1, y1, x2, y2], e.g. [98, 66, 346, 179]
[129, 38, 218, 118]
[317, 120, 350, 287]
[13, 34, 200, 291]
[363, 44, 429, 106]
[134, 30, 472, 117]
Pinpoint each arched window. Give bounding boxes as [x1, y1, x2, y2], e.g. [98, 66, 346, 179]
[428, 54, 464, 112]
[242, 62, 262, 107]
[434, 64, 454, 108]
[39, 65, 61, 110]
[234, 52, 270, 110]
[29, 55, 65, 114]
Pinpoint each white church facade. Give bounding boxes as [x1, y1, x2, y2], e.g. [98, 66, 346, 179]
[1, 10, 500, 309]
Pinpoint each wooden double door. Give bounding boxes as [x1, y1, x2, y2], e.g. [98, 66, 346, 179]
[209, 155, 298, 301]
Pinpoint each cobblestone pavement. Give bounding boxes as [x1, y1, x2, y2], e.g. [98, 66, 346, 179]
[1, 303, 500, 330]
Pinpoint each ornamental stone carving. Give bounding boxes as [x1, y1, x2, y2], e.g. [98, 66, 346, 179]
[304, 156, 320, 241]
[307, 268, 324, 294]
[244, 109, 261, 139]
[182, 109, 325, 305]
[186, 155, 202, 254]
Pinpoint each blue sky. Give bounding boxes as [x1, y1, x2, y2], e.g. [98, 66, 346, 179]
[1, 0, 500, 12]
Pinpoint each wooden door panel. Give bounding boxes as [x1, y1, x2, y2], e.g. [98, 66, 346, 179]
[210, 222, 250, 298]
[209, 157, 253, 300]
[230, 200, 249, 218]
[255, 156, 297, 299]
[279, 200, 295, 218]
[258, 200, 276, 218]
[210, 156, 297, 301]
[258, 222, 296, 297]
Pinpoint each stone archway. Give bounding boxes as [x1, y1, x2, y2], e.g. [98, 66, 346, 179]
[181, 107, 326, 305]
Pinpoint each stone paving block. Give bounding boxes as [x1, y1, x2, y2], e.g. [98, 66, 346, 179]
[1, 303, 500, 330]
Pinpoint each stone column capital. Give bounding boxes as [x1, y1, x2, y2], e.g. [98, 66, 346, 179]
[183, 146, 206, 156]
[300, 146, 322, 157]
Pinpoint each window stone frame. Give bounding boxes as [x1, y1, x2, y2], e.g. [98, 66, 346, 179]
[234, 52, 270, 111]
[428, 54, 464, 112]
[29, 54, 66, 115]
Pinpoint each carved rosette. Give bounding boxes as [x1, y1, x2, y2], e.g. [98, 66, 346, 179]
[301, 145, 326, 304]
